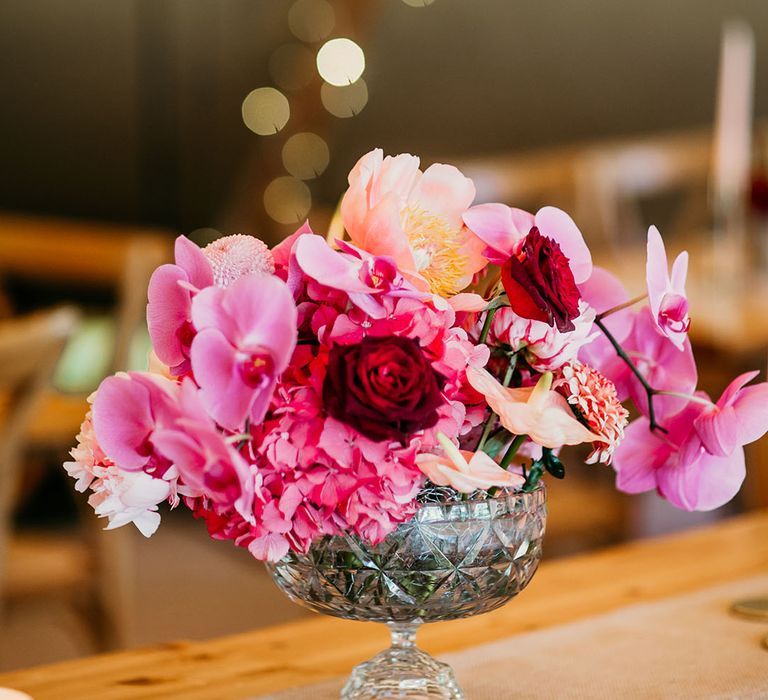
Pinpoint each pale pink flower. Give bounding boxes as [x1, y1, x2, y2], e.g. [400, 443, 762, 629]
[416, 433, 524, 493]
[87, 465, 170, 537]
[466, 366, 599, 448]
[646, 226, 690, 349]
[65, 406, 171, 537]
[203, 234, 275, 287]
[341, 149, 487, 297]
[190, 274, 298, 430]
[555, 361, 629, 465]
[463, 204, 593, 284]
[486, 303, 597, 371]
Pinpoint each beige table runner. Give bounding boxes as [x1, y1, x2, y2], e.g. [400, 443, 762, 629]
[260, 574, 768, 699]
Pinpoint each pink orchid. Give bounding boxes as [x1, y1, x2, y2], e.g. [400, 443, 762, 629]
[463, 204, 593, 284]
[92, 371, 181, 474]
[190, 274, 297, 430]
[466, 367, 600, 448]
[340, 149, 487, 297]
[151, 420, 257, 522]
[416, 433, 524, 493]
[646, 226, 690, 349]
[147, 236, 214, 373]
[694, 371, 768, 457]
[293, 234, 423, 318]
[613, 398, 746, 511]
[599, 307, 697, 420]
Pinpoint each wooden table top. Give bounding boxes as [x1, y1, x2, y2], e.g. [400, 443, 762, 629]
[1, 511, 767, 700]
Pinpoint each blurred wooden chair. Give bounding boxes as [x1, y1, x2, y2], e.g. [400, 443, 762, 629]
[0, 214, 172, 447]
[574, 128, 713, 252]
[0, 307, 136, 654]
[457, 144, 582, 217]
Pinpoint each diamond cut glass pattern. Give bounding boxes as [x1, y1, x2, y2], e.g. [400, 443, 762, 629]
[267, 486, 547, 699]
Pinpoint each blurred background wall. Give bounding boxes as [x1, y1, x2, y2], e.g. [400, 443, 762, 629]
[2, 0, 767, 236]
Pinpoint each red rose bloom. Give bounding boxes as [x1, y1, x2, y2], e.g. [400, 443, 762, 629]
[501, 227, 581, 332]
[323, 336, 445, 442]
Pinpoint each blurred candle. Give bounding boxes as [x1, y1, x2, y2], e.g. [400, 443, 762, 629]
[712, 20, 754, 215]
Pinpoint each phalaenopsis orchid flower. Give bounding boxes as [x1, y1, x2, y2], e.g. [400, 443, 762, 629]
[64, 148, 768, 562]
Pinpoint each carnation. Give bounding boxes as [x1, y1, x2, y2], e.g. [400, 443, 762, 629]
[554, 361, 629, 465]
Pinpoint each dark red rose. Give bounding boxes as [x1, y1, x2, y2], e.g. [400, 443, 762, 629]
[323, 336, 445, 442]
[501, 227, 581, 332]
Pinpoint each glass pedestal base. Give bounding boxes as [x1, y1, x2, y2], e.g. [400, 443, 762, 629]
[341, 623, 464, 700]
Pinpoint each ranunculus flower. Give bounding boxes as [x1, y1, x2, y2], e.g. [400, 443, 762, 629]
[646, 225, 690, 350]
[466, 366, 599, 449]
[501, 227, 581, 332]
[416, 433, 524, 493]
[340, 149, 487, 297]
[323, 335, 445, 442]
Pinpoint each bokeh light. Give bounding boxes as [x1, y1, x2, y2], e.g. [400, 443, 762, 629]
[263, 176, 312, 224]
[321, 79, 369, 118]
[316, 38, 365, 86]
[288, 0, 335, 43]
[241, 87, 290, 135]
[282, 133, 330, 180]
[269, 44, 316, 92]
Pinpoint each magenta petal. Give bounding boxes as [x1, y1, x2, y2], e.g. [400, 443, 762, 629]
[147, 264, 191, 367]
[694, 405, 740, 457]
[151, 429, 207, 492]
[731, 381, 768, 445]
[579, 266, 634, 342]
[174, 235, 213, 289]
[718, 370, 760, 406]
[613, 417, 666, 494]
[92, 376, 154, 470]
[222, 275, 298, 368]
[535, 207, 592, 284]
[190, 329, 253, 430]
[248, 533, 290, 562]
[463, 203, 528, 261]
[659, 448, 745, 511]
[272, 221, 313, 268]
[294, 234, 376, 293]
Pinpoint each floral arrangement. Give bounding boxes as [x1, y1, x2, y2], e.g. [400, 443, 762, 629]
[65, 149, 768, 561]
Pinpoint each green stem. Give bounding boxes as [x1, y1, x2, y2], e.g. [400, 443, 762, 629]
[500, 434, 527, 469]
[594, 318, 667, 434]
[477, 354, 517, 452]
[478, 306, 498, 345]
[657, 390, 713, 407]
[595, 293, 648, 322]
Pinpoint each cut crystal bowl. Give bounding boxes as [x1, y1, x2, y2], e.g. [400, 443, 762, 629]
[267, 484, 547, 699]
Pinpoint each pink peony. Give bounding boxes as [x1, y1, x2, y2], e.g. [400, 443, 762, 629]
[341, 149, 487, 297]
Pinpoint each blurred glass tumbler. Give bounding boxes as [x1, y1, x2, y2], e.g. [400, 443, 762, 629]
[267, 485, 547, 699]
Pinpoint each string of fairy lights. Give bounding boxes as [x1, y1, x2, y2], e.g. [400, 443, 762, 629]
[241, 0, 437, 226]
